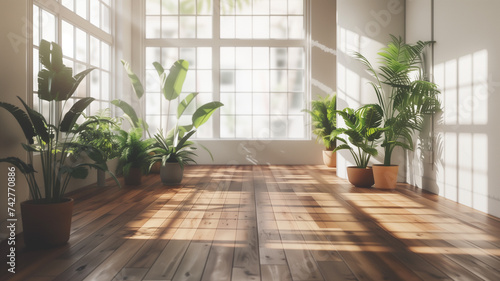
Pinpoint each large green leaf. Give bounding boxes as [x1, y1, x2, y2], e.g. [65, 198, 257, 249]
[60, 97, 95, 132]
[0, 157, 35, 174]
[162, 60, 189, 101]
[121, 60, 144, 99]
[0, 100, 36, 143]
[39, 40, 51, 70]
[50, 41, 64, 72]
[111, 99, 140, 128]
[67, 68, 96, 99]
[192, 101, 224, 128]
[17, 97, 50, 143]
[177, 92, 199, 118]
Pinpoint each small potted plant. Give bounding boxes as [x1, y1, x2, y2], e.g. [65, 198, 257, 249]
[353, 35, 441, 189]
[332, 104, 384, 187]
[116, 127, 155, 186]
[75, 109, 121, 186]
[0, 40, 114, 247]
[303, 93, 337, 167]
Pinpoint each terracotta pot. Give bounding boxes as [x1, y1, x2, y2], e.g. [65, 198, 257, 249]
[149, 152, 161, 174]
[124, 167, 142, 185]
[21, 198, 74, 248]
[373, 165, 399, 190]
[322, 150, 336, 167]
[160, 162, 183, 185]
[346, 166, 374, 187]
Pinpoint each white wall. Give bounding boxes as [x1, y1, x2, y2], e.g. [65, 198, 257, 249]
[336, 0, 405, 179]
[406, 0, 500, 218]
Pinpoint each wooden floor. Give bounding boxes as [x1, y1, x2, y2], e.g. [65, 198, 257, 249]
[2, 165, 500, 281]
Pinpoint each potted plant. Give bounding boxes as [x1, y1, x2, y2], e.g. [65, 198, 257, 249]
[116, 127, 155, 186]
[74, 109, 121, 186]
[303, 93, 337, 167]
[332, 104, 384, 187]
[353, 35, 441, 189]
[0, 40, 114, 247]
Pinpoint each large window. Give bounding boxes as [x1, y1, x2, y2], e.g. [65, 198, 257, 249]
[143, 0, 308, 139]
[32, 0, 113, 119]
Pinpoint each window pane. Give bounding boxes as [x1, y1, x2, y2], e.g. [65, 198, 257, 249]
[220, 0, 235, 15]
[236, 0, 252, 15]
[288, 16, 304, 39]
[221, 115, 235, 138]
[76, 0, 88, 19]
[236, 70, 252, 92]
[221, 93, 235, 115]
[220, 16, 235, 38]
[162, 0, 178, 15]
[220, 71, 235, 92]
[197, 48, 212, 69]
[197, 70, 212, 92]
[197, 16, 212, 38]
[146, 0, 161, 15]
[102, 5, 111, 33]
[179, 16, 196, 38]
[180, 0, 196, 15]
[101, 71, 110, 100]
[236, 93, 252, 115]
[76, 28, 87, 61]
[236, 116, 252, 138]
[270, 16, 287, 38]
[235, 16, 252, 38]
[220, 47, 235, 69]
[146, 16, 161, 38]
[41, 10, 56, 42]
[90, 71, 100, 99]
[62, 0, 74, 11]
[288, 0, 303, 15]
[253, 92, 269, 114]
[253, 0, 270, 15]
[253, 47, 269, 69]
[253, 70, 269, 92]
[253, 116, 270, 138]
[62, 21, 74, 58]
[162, 16, 179, 38]
[197, 0, 212, 15]
[146, 47, 161, 69]
[270, 92, 287, 114]
[102, 42, 110, 71]
[253, 16, 269, 39]
[90, 36, 100, 67]
[235, 47, 252, 69]
[288, 92, 304, 114]
[33, 6, 40, 45]
[271, 116, 287, 138]
[180, 47, 196, 67]
[90, 0, 100, 27]
[288, 115, 304, 138]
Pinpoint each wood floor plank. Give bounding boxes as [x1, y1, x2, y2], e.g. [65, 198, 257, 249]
[2, 165, 500, 281]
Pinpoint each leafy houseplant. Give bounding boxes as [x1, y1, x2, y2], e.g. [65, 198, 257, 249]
[354, 35, 441, 189]
[303, 93, 337, 167]
[0, 40, 110, 247]
[332, 104, 384, 187]
[75, 109, 121, 186]
[116, 127, 155, 185]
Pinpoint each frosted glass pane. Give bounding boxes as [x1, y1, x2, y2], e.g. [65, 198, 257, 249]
[221, 71, 235, 92]
[288, 0, 303, 15]
[236, 93, 252, 115]
[253, 48, 269, 69]
[90, 71, 100, 99]
[146, 47, 161, 69]
[253, 70, 269, 92]
[236, 0, 252, 15]
[75, 63, 87, 98]
[180, 16, 196, 38]
[220, 93, 235, 115]
[236, 116, 252, 138]
[221, 115, 235, 138]
[33, 48, 39, 92]
[288, 16, 303, 39]
[90, 101, 101, 116]
[253, 16, 269, 39]
[162, 16, 178, 38]
[162, 47, 179, 69]
[146, 0, 161, 15]
[253, 116, 270, 138]
[101, 71, 110, 100]
[62, 21, 74, 58]
[146, 116, 161, 135]
[33, 6, 39, 46]
[288, 47, 304, 69]
[102, 42, 110, 71]
[90, 0, 100, 27]
[220, 0, 235, 15]
[288, 92, 303, 114]
[180, 0, 196, 15]
[197, 70, 212, 92]
[253, 92, 269, 115]
[146, 93, 162, 114]
[288, 115, 304, 138]
[270, 16, 287, 39]
[162, 0, 178, 15]
[180, 47, 196, 68]
[236, 70, 252, 92]
[102, 5, 110, 33]
[220, 16, 235, 38]
[197, 0, 212, 15]
[253, 0, 269, 15]
[288, 70, 304, 92]
[41, 10, 56, 42]
[197, 48, 212, 69]
[90, 36, 100, 67]
[76, 28, 87, 61]
[146, 16, 161, 38]
[197, 16, 212, 38]
[220, 47, 235, 69]
[62, 0, 74, 11]
[270, 0, 287, 14]
[235, 16, 252, 38]
[236, 47, 252, 69]
[146, 70, 160, 91]
[76, 0, 87, 19]
[270, 70, 287, 92]
[271, 48, 287, 68]
[270, 93, 287, 114]
[183, 71, 196, 92]
[271, 116, 287, 138]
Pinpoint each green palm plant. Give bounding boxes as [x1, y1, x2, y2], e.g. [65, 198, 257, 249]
[149, 130, 198, 171]
[304, 93, 337, 150]
[353, 35, 441, 166]
[332, 104, 385, 168]
[116, 128, 155, 177]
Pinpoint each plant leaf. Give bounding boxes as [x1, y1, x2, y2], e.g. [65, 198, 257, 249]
[177, 92, 199, 119]
[162, 60, 189, 101]
[111, 99, 140, 128]
[60, 97, 95, 132]
[17, 97, 50, 143]
[121, 60, 144, 99]
[0, 100, 36, 143]
[192, 101, 223, 128]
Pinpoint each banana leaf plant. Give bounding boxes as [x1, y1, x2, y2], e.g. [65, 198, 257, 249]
[353, 35, 441, 166]
[0, 40, 116, 203]
[332, 104, 385, 168]
[303, 93, 337, 151]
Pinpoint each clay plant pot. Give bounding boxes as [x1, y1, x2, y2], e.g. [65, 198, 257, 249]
[21, 198, 74, 248]
[322, 150, 336, 167]
[160, 162, 184, 185]
[373, 165, 399, 190]
[346, 166, 374, 188]
[149, 152, 161, 174]
[124, 167, 142, 185]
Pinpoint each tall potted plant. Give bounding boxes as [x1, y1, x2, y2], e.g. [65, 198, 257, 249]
[332, 104, 384, 187]
[0, 40, 113, 247]
[303, 93, 337, 167]
[353, 35, 441, 189]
